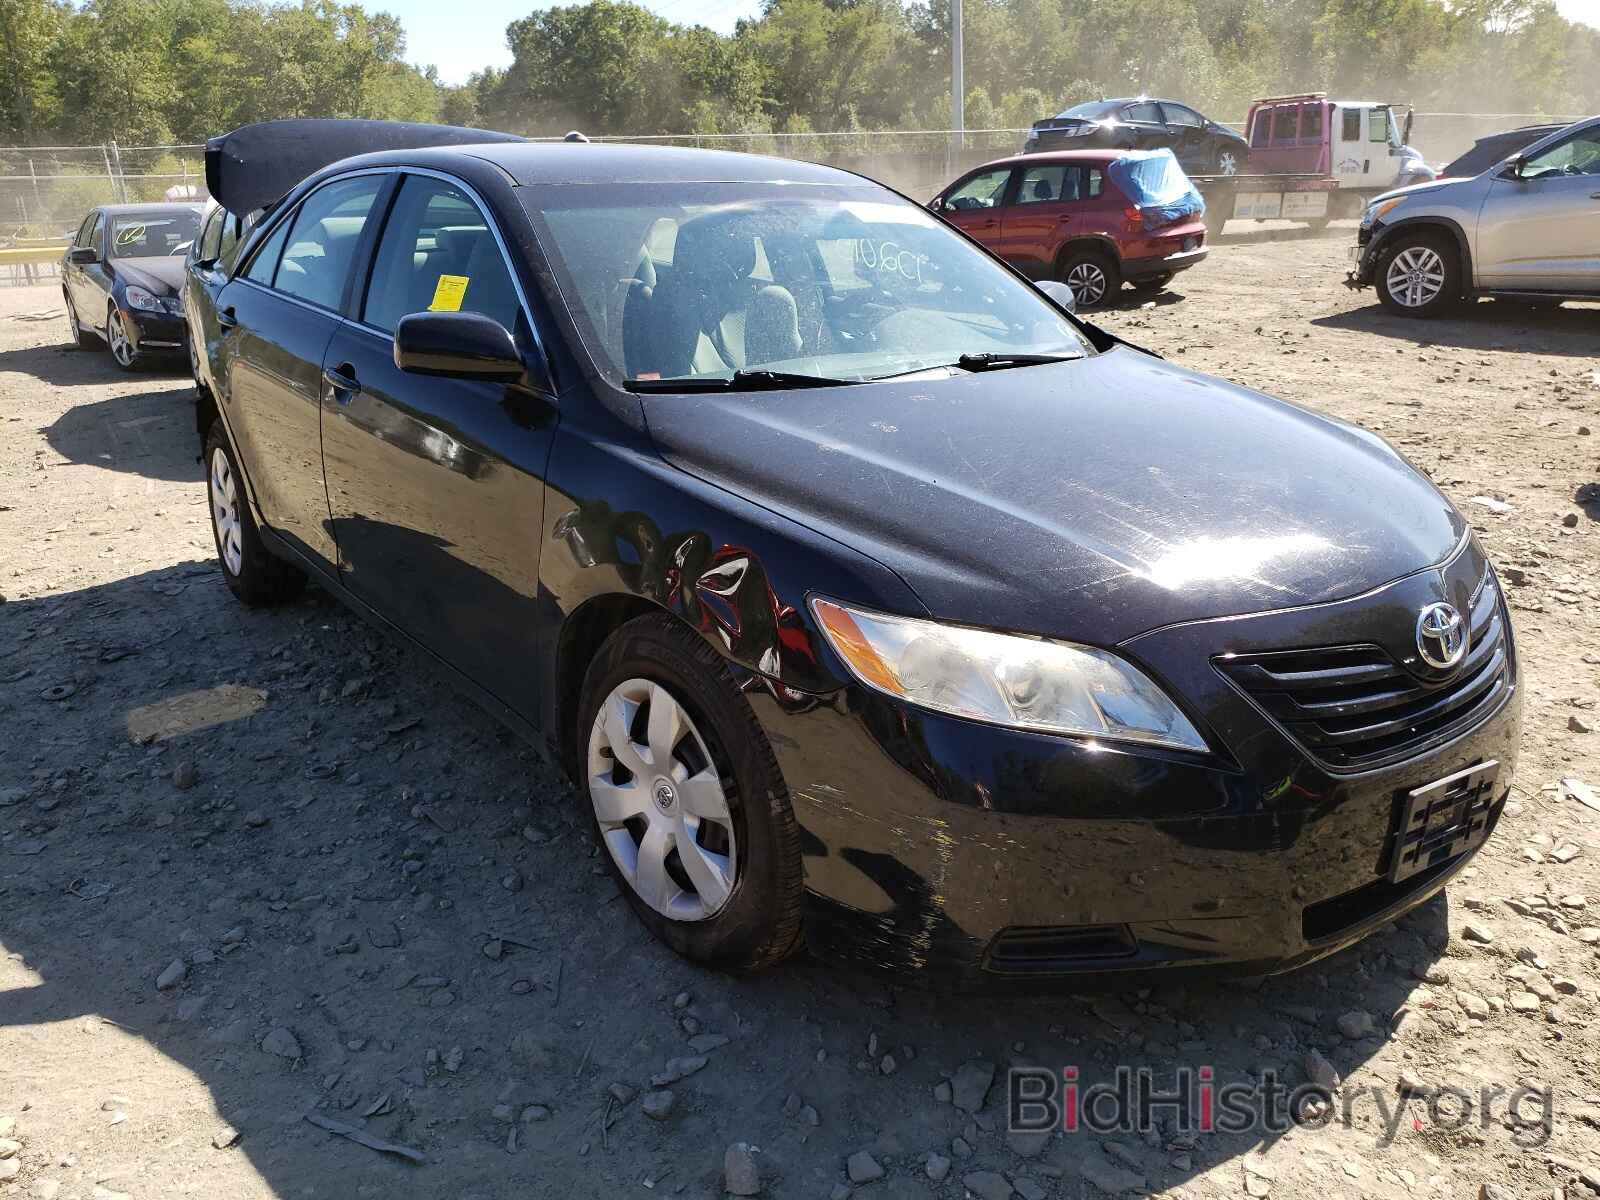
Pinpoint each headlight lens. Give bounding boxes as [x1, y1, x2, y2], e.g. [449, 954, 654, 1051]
[124, 285, 162, 312]
[810, 598, 1208, 751]
[1361, 197, 1406, 229]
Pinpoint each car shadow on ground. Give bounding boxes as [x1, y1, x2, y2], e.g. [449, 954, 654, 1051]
[0, 554, 1505, 1199]
[1312, 300, 1600, 358]
[0, 339, 199, 483]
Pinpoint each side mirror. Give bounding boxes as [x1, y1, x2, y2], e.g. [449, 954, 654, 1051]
[393, 311, 524, 381]
[1504, 156, 1529, 180]
[928, 197, 945, 212]
[68, 247, 97, 265]
[1035, 278, 1077, 315]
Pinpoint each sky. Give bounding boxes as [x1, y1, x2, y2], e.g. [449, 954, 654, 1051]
[388, 0, 1600, 86]
[387, 0, 765, 85]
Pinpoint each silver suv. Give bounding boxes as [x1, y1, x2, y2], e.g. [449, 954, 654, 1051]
[1347, 115, 1600, 316]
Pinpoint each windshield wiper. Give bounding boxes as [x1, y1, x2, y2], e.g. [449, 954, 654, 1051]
[625, 369, 856, 393]
[953, 351, 1082, 373]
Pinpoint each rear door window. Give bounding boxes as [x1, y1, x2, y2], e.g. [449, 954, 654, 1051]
[1342, 108, 1362, 141]
[1124, 102, 1162, 124]
[362, 175, 522, 334]
[1015, 166, 1068, 204]
[243, 220, 291, 285]
[273, 175, 384, 310]
[1160, 104, 1203, 128]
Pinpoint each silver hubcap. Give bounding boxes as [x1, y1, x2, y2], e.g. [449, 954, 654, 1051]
[1219, 151, 1239, 175]
[108, 309, 133, 365]
[1386, 246, 1446, 308]
[1066, 262, 1108, 306]
[209, 446, 243, 576]
[587, 678, 737, 922]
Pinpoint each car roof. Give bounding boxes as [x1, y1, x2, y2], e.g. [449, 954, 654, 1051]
[95, 203, 204, 216]
[321, 141, 867, 188]
[971, 150, 1122, 171]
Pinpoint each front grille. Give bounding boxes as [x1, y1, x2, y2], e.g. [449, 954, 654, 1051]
[1216, 573, 1510, 770]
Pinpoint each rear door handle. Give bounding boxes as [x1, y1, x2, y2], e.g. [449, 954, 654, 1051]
[323, 365, 360, 399]
[217, 307, 237, 330]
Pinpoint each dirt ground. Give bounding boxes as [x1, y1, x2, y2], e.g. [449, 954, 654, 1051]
[1, 233, 1598, 1200]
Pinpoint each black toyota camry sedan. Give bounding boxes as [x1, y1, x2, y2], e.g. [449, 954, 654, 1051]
[63, 202, 203, 369]
[189, 120, 1519, 983]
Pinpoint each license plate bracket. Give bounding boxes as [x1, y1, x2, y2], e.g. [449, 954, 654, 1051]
[1386, 760, 1499, 884]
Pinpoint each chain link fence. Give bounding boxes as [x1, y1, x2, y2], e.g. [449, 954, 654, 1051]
[1, 112, 1582, 244]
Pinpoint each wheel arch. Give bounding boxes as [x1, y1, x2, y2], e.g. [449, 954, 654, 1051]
[1377, 217, 1473, 293]
[1054, 236, 1122, 271]
[554, 592, 670, 780]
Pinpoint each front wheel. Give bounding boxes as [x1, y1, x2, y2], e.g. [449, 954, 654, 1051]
[577, 613, 803, 972]
[1056, 248, 1120, 308]
[1374, 232, 1461, 317]
[204, 424, 305, 605]
[1214, 148, 1242, 176]
[106, 304, 139, 371]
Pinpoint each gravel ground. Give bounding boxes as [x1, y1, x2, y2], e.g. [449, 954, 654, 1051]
[1, 236, 1598, 1200]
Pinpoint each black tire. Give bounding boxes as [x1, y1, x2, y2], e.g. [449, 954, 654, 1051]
[1131, 272, 1174, 294]
[576, 613, 803, 972]
[105, 303, 140, 371]
[1374, 231, 1461, 318]
[65, 292, 98, 348]
[203, 422, 306, 606]
[1055, 247, 1120, 308]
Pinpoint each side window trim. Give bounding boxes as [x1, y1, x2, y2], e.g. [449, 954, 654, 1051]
[234, 169, 393, 300]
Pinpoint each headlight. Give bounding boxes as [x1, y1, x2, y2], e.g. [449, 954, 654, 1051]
[1360, 197, 1406, 229]
[124, 285, 164, 312]
[810, 598, 1208, 751]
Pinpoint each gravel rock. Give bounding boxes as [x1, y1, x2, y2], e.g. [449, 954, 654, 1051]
[155, 958, 187, 990]
[1015, 1178, 1048, 1200]
[963, 1170, 1015, 1200]
[847, 1151, 884, 1183]
[1457, 991, 1492, 1020]
[933, 1080, 953, 1104]
[1509, 991, 1542, 1013]
[172, 761, 198, 790]
[651, 1055, 708, 1086]
[1336, 1011, 1375, 1039]
[261, 1026, 302, 1060]
[641, 1090, 675, 1121]
[926, 1153, 951, 1182]
[1462, 922, 1495, 945]
[607, 1083, 636, 1106]
[211, 1124, 240, 1149]
[951, 1059, 996, 1113]
[1398, 1070, 1436, 1099]
[724, 1142, 762, 1196]
[1303, 1049, 1341, 1092]
[1081, 1154, 1147, 1194]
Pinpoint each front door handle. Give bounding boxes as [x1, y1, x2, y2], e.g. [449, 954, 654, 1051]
[323, 365, 360, 400]
[217, 307, 237, 330]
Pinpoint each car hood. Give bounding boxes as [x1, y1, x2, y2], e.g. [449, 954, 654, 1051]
[1370, 176, 1463, 208]
[644, 348, 1466, 644]
[115, 257, 186, 293]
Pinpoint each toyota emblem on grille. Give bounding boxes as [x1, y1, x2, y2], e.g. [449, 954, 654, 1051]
[1416, 602, 1468, 670]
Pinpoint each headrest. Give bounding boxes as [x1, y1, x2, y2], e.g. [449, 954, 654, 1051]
[673, 210, 758, 283]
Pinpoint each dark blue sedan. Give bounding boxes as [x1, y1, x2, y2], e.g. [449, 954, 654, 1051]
[62, 202, 201, 370]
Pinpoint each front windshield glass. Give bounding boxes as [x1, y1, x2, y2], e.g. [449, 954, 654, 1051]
[110, 210, 201, 258]
[521, 183, 1091, 387]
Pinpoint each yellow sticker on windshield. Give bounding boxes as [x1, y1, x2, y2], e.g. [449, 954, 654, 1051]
[429, 274, 469, 312]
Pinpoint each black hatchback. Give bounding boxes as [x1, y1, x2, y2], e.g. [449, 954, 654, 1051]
[189, 121, 1519, 983]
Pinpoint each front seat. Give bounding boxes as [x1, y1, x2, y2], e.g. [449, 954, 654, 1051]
[1031, 177, 1055, 201]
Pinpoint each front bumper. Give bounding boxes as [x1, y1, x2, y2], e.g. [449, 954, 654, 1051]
[1125, 246, 1208, 281]
[1345, 222, 1382, 288]
[750, 541, 1519, 986]
[123, 307, 187, 354]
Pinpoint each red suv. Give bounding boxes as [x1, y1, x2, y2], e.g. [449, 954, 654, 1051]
[930, 151, 1208, 306]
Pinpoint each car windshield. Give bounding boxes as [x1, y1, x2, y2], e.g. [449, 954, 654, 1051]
[521, 183, 1091, 388]
[109, 210, 201, 259]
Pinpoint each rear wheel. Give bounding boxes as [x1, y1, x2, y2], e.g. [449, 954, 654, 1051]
[106, 303, 139, 371]
[1375, 232, 1460, 317]
[1056, 247, 1119, 308]
[1131, 272, 1174, 294]
[204, 423, 305, 605]
[577, 613, 803, 972]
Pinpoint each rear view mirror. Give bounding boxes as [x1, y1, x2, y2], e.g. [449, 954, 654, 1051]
[68, 247, 97, 265]
[394, 311, 523, 381]
[1035, 278, 1078, 315]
